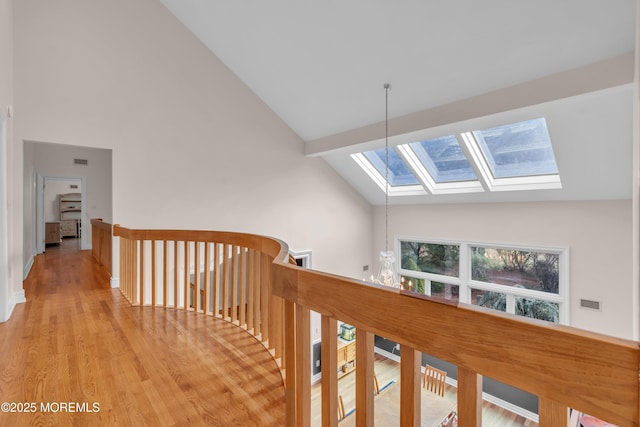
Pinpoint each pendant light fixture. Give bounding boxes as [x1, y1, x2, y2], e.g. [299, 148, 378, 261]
[372, 83, 401, 289]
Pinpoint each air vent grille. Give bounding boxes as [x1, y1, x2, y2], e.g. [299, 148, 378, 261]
[580, 299, 601, 311]
[74, 158, 88, 165]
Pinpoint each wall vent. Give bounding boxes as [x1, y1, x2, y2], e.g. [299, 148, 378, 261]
[580, 299, 601, 311]
[70, 184, 78, 189]
[74, 158, 88, 165]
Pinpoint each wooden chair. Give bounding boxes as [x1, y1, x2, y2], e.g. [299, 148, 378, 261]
[423, 364, 447, 397]
[441, 411, 457, 427]
[374, 373, 380, 395]
[338, 395, 345, 420]
[568, 409, 581, 427]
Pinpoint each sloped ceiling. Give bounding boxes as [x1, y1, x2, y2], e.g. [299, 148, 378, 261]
[158, 0, 635, 204]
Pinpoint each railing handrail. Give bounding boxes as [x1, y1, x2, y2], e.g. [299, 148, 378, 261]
[90, 217, 111, 231]
[113, 225, 290, 264]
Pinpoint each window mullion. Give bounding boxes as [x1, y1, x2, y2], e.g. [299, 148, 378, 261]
[458, 243, 471, 304]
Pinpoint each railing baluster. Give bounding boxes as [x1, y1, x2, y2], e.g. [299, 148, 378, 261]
[272, 295, 283, 362]
[204, 242, 211, 315]
[295, 306, 311, 427]
[231, 245, 238, 323]
[151, 240, 157, 307]
[254, 251, 261, 337]
[400, 346, 421, 427]
[139, 240, 145, 305]
[355, 330, 375, 427]
[284, 300, 296, 427]
[457, 367, 482, 427]
[214, 243, 221, 317]
[538, 398, 568, 427]
[321, 316, 338, 427]
[247, 249, 255, 332]
[261, 254, 270, 345]
[184, 241, 189, 310]
[194, 241, 200, 312]
[173, 241, 179, 308]
[132, 239, 138, 305]
[163, 240, 168, 307]
[239, 247, 247, 328]
[222, 244, 230, 320]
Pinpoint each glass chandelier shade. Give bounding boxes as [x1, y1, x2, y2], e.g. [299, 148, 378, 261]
[374, 250, 401, 288]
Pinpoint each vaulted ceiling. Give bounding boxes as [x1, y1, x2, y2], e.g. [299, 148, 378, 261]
[159, 0, 636, 204]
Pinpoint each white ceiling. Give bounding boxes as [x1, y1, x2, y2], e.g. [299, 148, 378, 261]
[158, 0, 636, 204]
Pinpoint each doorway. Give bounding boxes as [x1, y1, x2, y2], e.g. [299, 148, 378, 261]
[37, 175, 86, 253]
[37, 176, 86, 253]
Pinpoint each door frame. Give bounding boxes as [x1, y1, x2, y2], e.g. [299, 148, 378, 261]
[36, 175, 87, 252]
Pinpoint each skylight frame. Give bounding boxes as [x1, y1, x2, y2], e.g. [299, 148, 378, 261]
[461, 129, 562, 192]
[351, 117, 562, 197]
[396, 144, 484, 194]
[351, 152, 426, 196]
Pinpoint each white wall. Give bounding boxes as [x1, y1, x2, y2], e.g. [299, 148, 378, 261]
[374, 200, 633, 340]
[0, 0, 22, 322]
[13, 0, 373, 285]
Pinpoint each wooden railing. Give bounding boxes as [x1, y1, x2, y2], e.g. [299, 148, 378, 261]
[91, 218, 112, 274]
[114, 226, 640, 427]
[113, 225, 291, 369]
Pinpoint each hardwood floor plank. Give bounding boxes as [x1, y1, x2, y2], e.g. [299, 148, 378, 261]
[0, 246, 285, 426]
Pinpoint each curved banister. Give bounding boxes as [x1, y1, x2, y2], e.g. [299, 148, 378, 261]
[114, 225, 290, 262]
[113, 226, 640, 427]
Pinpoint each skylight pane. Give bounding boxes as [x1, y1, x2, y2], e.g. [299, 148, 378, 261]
[472, 118, 558, 179]
[409, 135, 477, 183]
[362, 148, 419, 186]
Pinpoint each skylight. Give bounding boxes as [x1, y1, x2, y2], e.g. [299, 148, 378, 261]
[352, 117, 561, 196]
[471, 118, 558, 179]
[362, 148, 419, 186]
[408, 136, 477, 183]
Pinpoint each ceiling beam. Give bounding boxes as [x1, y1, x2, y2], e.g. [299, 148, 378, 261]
[306, 52, 634, 157]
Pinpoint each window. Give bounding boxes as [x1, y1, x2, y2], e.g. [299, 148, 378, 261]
[470, 247, 559, 294]
[352, 117, 561, 196]
[408, 136, 477, 183]
[362, 148, 419, 186]
[471, 118, 558, 179]
[399, 240, 461, 304]
[351, 150, 425, 196]
[399, 238, 567, 323]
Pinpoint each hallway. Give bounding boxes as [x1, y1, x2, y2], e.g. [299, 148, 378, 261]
[0, 248, 285, 426]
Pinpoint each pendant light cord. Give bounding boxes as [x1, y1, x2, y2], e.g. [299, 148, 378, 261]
[384, 83, 391, 253]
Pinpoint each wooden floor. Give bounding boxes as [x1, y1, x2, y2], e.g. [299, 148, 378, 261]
[311, 353, 538, 427]
[0, 242, 285, 426]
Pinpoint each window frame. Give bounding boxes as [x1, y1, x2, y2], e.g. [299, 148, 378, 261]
[350, 117, 562, 197]
[351, 151, 426, 196]
[396, 237, 569, 324]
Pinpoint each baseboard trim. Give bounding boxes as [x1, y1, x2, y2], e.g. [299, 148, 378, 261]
[23, 255, 34, 280]
[12, 289, 26, 306]
[110, 277, 120, 288]
[1, 289, 26, 323]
